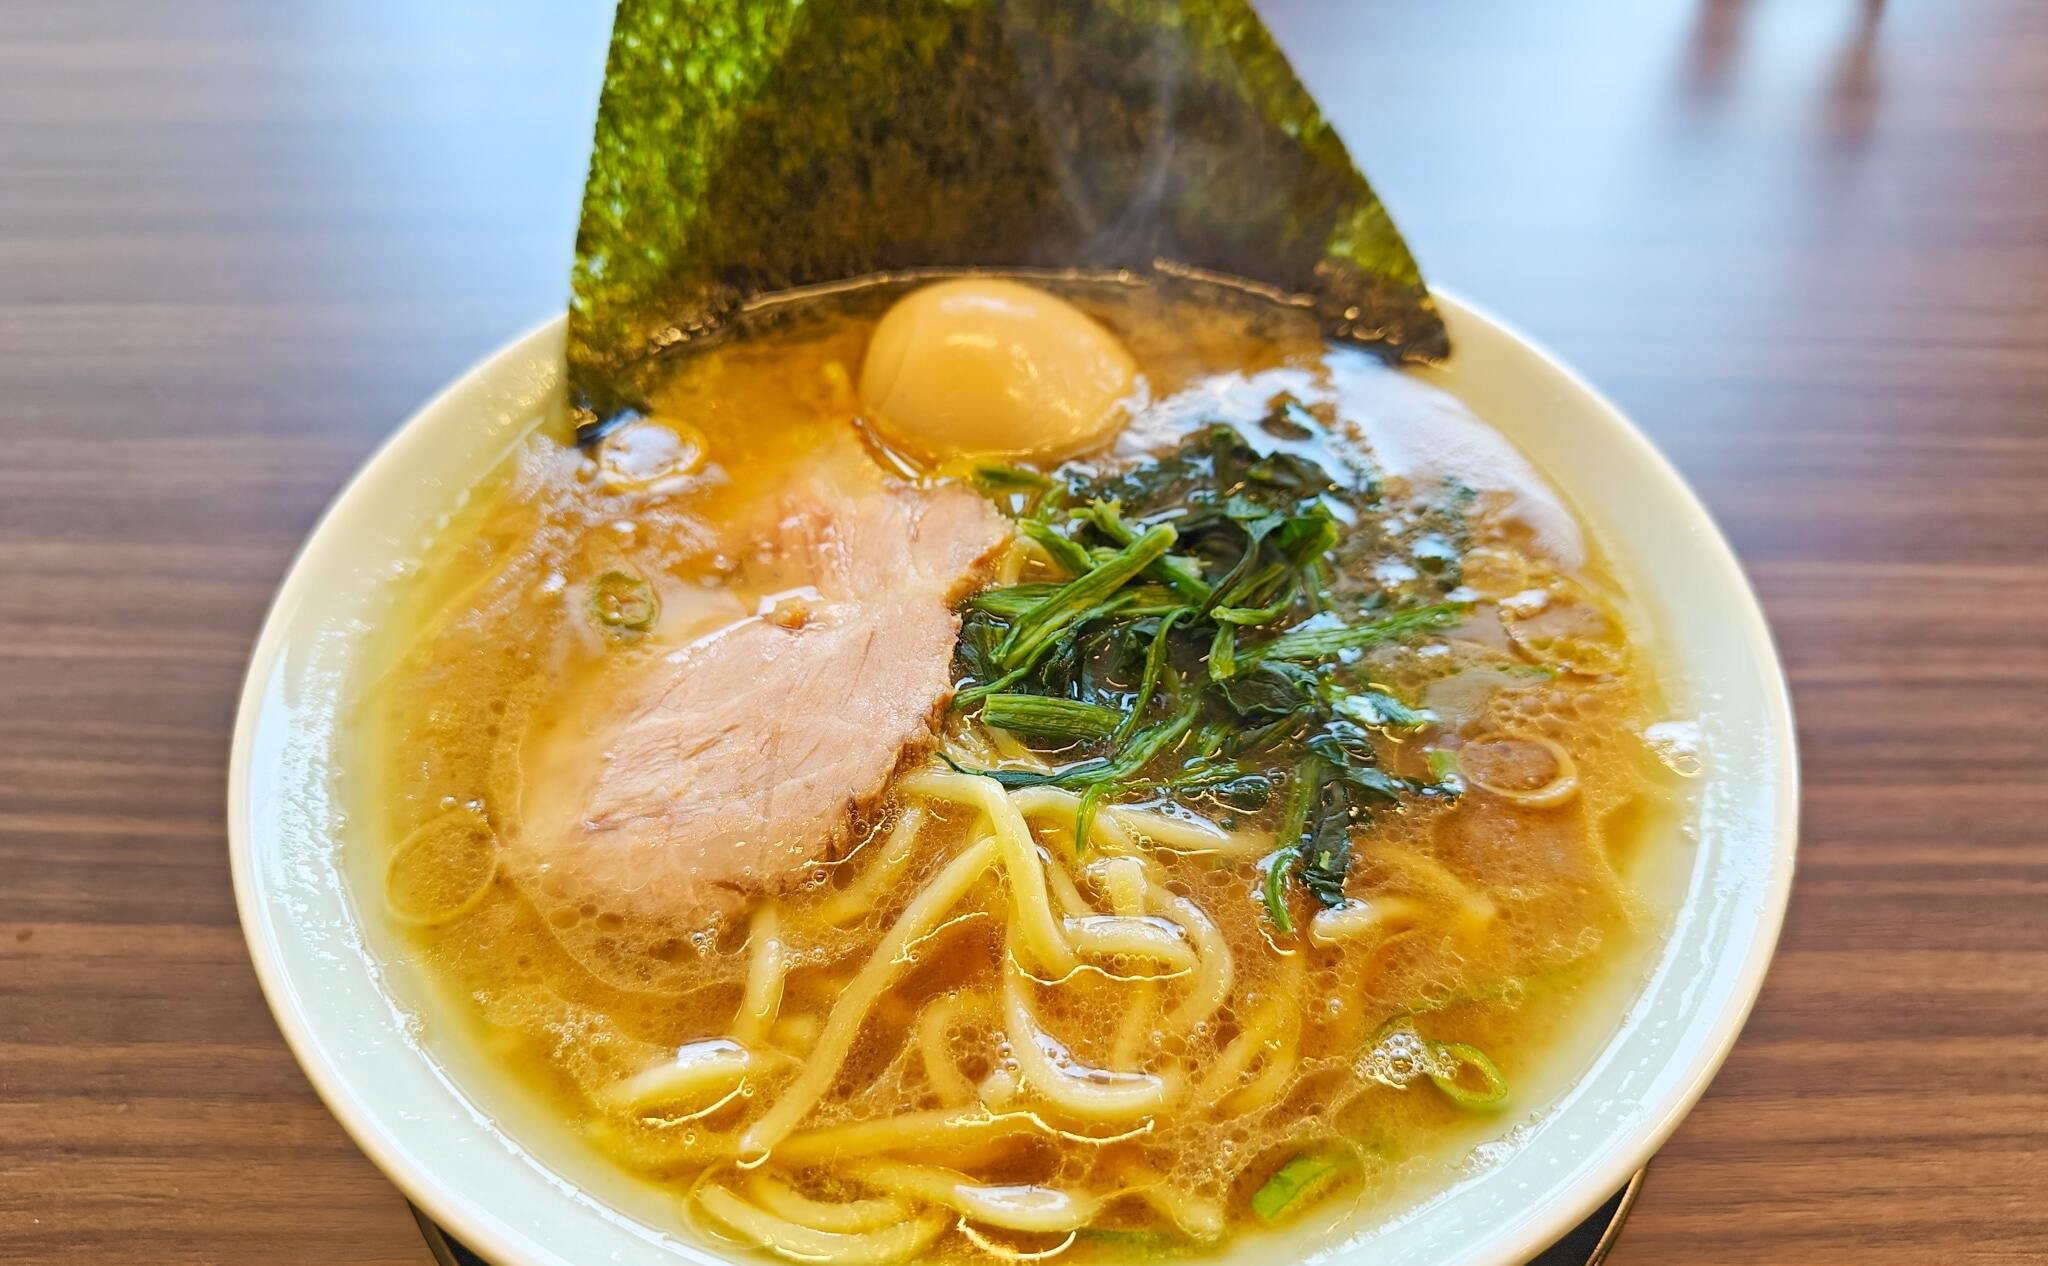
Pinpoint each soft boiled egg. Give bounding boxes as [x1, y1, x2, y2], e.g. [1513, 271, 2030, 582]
[858, 279, 1140, 463]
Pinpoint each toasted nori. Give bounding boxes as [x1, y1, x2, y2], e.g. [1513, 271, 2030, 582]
[567, 0, 1447, 428]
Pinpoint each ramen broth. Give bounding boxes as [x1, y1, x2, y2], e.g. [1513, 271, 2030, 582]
[351, 276, 1696, 1263]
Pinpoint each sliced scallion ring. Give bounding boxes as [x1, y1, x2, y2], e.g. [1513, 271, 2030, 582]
[591, 570, 658, 632]
[1250, 1147, 1357, 1222]
[1426, 1040, 1510, 1110]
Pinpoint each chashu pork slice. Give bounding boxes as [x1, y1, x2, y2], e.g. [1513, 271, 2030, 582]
[510, 480, 1010, 927]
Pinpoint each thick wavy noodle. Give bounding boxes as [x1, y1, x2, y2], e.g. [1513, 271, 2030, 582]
[355, 276, 1693, 1264]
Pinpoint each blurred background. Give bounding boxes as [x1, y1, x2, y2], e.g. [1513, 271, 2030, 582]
[1, 2, 2042, 1262]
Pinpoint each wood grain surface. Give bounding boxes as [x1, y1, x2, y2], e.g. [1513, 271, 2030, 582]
[2, 2, 2043, 1262]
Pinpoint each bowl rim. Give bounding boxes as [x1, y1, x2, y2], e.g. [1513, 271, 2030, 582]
[227, 287, 1799, 1266]
[1420, 287, 1800, 1255]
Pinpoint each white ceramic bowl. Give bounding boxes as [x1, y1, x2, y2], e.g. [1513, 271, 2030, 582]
[228, 292, 1797, 1266]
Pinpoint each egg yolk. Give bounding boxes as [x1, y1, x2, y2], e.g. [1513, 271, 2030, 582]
[858, 279, 1139, 462]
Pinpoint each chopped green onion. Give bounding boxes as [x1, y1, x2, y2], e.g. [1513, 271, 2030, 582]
[1075, 781, 1110, 856]
[1250, 602, 1467, 663]
[994, 525, 1176, 670]
[949, 463, 1054, 516]
[1112, 610, 1186, 744]
[1427, 1041, 1509, 1110]
[1018, 518, 1096, 576]
[590, 571, 658, 631]
[951, 666, 1029, 710]
[958, 592, 1138, 709]
[1259, 755, 1328, 932]
[1332, 686, 1430, 730]
[970, 463, 1051, 491]
[1185, 722, 1229, 761]
[1212, 594, 1297, 625]
[1301, 556, 1334, 612]
[1208, 623, 1238, 680]
[1251, 1148, 1357, 1223]
[1213, 559, 1297, 625]
[1096, 698, 1200, 781]
[1074, 1228, 1173, 1254]
[1425, 748, 1465, 793]
[940, 702, 1195, 792]
[936, 750, 1113, 788]
[972, 579, 1177, 621]
[1162, 756, 1253, 792]
[1261, 850, 1295, 934]
[1277, 756, 1322, 850]
[1112, 583, 1185, 611]
[959, 597, 1146, 707]
[1321, 760, 1409, 804]
[1075, 500, 1213, 602]
[1203, 518, 1281, 613]
[966, 583, 1062, 619]
[979, 694, 1122, 742]
[1154, 556, 1213, 603]
[1068, 499, 1124, 536]
[1274, 513, 1341, 567]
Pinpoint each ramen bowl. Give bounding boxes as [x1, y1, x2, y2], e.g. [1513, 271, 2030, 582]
[228, 290, 1797, 1266]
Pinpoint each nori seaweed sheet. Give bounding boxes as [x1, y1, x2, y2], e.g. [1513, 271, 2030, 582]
[568, 0, 1446, 427]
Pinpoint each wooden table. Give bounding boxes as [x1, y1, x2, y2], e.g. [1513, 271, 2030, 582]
[3, 2, 2043, 1262]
